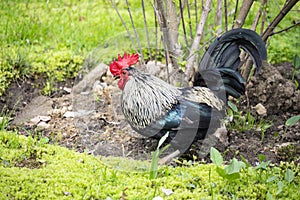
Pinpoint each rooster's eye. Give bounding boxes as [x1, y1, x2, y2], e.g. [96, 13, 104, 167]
[122, 71, 127, 75]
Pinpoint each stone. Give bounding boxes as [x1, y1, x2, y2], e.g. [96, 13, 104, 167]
[37, 121, 50, 129]
[39, 115, 51, 122]
[73, 63, 107, 94]
[13, 96, 53, 126]
[254, 103, 267, 115]
[30, 116, 41, 124]
[63, 87, 72, 93]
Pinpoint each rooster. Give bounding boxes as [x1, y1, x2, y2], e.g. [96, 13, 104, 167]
[109, 28, 267, 150]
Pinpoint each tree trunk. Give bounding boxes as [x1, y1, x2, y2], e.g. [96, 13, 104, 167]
[233, 0, 254, 28]
[155, 0, 180, 69]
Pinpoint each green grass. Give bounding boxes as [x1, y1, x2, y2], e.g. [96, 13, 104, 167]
[227, 100, 273, 143]
[0, 0, 155, 96]
[0, 1, 299, 198]
[0, 130, 299, 199]
[0, 0, 299, 96]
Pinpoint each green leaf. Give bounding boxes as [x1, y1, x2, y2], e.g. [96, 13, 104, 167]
[217, 167, 241, 180]
[267, 176, 278, 183]
[285, 169, 294, 183]
[255, 161, 270, 170]
[225, 172, 241, 180]
[210, 147, 223, 166]
[294, 80, 299, 89]
[267, 192, 274, 200]
[293, 54, 300, 68]
[150, 132, 170, 179]
[150, 150, 159, 179]
[160, 144, 170, 154]
[227, 108, 233, 118]
[227, 101, 238, 113]
[224, 158, 246, 174]
[216, 166, 226, 178]
[258, 154, 266, 162]
[240, 155, 251, 168]
[285, 115, 300, 127]
[157, 132, 169, 149]
[276, 181, 284, 195]
[40, 137, 49, 144]
[262, 123, 273, 131]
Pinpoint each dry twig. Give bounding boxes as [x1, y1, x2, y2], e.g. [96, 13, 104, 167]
[216, 0, 222, 35]
[125, 0, 144, 63]
[142, 0, 152, 60]
[262, 0, 299, 41]
[110, 0, 137, 52]
[185, 0, 213, 82]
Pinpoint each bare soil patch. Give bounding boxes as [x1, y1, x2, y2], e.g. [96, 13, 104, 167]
[1, 62, 299, 166]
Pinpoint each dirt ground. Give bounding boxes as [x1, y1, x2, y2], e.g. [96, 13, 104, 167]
[1, 62, 299, 166]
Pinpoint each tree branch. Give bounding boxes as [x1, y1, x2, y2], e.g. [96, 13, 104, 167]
[125, 0, 144, 63]
[269, 20, 300, 36]
[110, 0, 137, 53]
[232, 0, 239, 28]
[241, 0, 267, 79]
[142, 0, 152, 60]
[224, 0, 228, 31]
[233, 0, 254, 28]
[262, 0, 299, 41]
[179, 0, 189, 48]
[186, 0, 193, 40]
[185, 0, 212, 82]
[216, 0, 222, 35]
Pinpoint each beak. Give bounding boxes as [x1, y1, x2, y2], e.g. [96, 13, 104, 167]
[114, 76, 120, 80]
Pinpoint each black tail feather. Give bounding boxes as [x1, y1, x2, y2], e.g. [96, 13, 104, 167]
[194, 28, 267, 99]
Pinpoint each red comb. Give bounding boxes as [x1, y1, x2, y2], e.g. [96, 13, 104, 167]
[109, 52, 139, 76]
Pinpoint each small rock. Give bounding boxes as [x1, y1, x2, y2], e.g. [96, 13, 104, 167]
[214, 127, 228, 145]
[63, 111, 77, 118]
[254, 103, 267, 115]
[37, 121, 50, 129]
[51, 109, 62, 116]
[277, 142, 292, 148]
[100, 82, 108, 88]
[93, 81, 104, 95]
[30, 115, 51, 124]
[30, 116, 41, 124]
[39, 115, 51, 122]
[61, 106, 68, 114]
[73, 63, 107, 94]
[247, 81, 254, 88]
[67, 105, 73, 111]
[63, 87, 72, 93]
[277, 125, 284, 130]
[63, 110, 94, 118]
